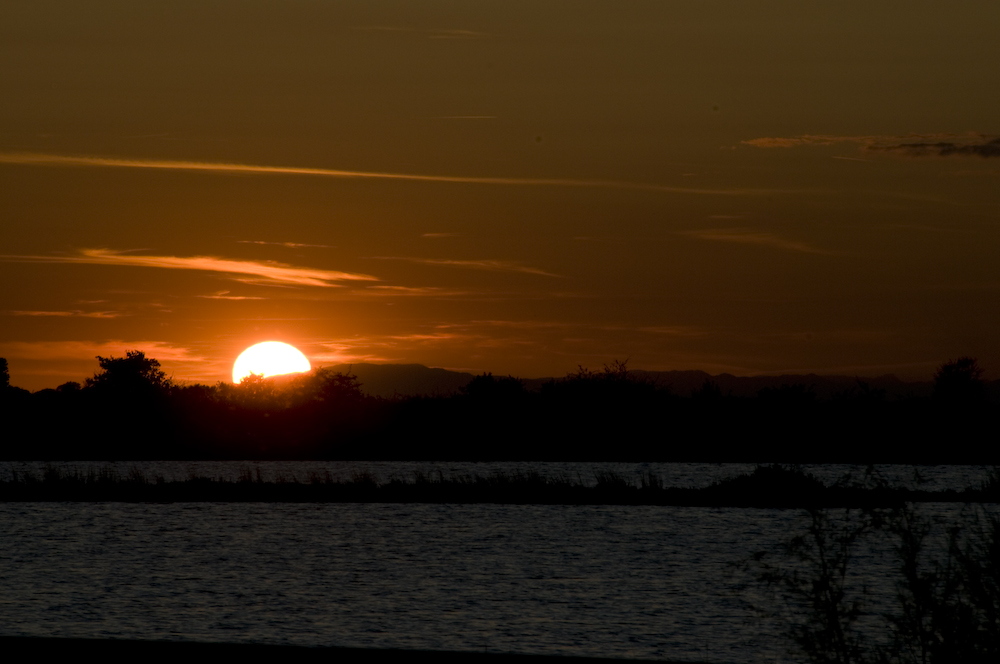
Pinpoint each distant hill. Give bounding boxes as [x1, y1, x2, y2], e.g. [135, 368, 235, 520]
[321, 363, 951, 401]
[323, 363, 477, 398]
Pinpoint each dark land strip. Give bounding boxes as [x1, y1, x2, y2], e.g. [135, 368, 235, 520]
[5, 358, 1000, 464]
[0, 638, 702, 664]
[3, 465, 998, 506]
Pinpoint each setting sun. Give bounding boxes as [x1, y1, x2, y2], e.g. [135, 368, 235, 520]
[233, 341, 311, 383]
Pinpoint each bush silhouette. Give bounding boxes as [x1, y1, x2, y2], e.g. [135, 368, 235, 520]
[744, 504, 1000, 663]
[85, 350, 170, 397]
[933, 356, 985, 405]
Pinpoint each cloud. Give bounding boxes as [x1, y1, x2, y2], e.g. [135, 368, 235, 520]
[869, 136, 1000, 158]
[421, 233, 461, 238]
[370, 257, 563, 278]
[742, 135, 871, 148]
[196, 291, 267, 300]
[634, 325, 708, 337]
[0, 152, 810, 197]
[428, 29, 490, 40]
[387, 333, 464, 341]
[462, 320, 576, 330]
[237, 240, 334, 249]
[6, 310, 124, 318]
[743, 133, 1000, 158]
[0, 248, 377, 287]
[360, 286, 472, 297]
[2, 340, 203, 363]
[678, 228, 827, 254]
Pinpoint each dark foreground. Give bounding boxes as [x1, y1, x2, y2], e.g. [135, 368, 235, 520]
[0, 638, 705, 664]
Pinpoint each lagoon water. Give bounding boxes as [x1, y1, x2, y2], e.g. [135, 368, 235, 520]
[0, 463, 996, 663]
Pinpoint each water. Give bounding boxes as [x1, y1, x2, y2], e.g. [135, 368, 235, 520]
[1, 502, 792, 661]
[1, 463, 996, 662]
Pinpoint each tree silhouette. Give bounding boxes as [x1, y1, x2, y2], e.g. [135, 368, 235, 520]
[228, 372, 276, 409]
[85, 350, 170, 396]
[298, 368, 363, 406]
[933, 357, 985, 405]
[0, 357, 8, 391]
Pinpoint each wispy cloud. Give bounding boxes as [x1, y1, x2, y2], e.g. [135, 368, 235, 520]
[634, 325, 708, 337]
[678, 228, 827, 254]
[461, 320, 576, 330]
[196, 291, 267, 300]
[0, 152, 810, 197]
[237, 240, 334, 249]
[7, 310, 123, 318]
[869, 136, 1000, 158]
[370, 257, 563, 278]
[743, 133, 1000, 158]
[428, 29, 489, 40]
[0, 248, 377, 287]
[360, 286, 472, 297]
[2, 340, 203, 363]
[421, 233, 461, 238]
[742, 135, 874, 148]
[387, 333, 464, 341]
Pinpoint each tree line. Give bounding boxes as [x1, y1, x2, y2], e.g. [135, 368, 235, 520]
[0, 353, 994, 462]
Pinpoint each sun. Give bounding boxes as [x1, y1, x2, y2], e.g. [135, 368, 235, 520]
[233, 341, 311, 383]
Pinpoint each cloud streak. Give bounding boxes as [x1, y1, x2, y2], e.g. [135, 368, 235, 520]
[196, 291, 267, 300]
[237, 240, 334, 249]
[360, 286, 472, 297]
[370, 257, 562, 278]
[0, 249, 377, 287]
[678, 228, 827, 254]
[743, 133, 1000, 158]
[2, 340, 203, 363]
[7, 310, 123, 318]
[0, 152, 809, 197]
[870, 137, 1000, 158]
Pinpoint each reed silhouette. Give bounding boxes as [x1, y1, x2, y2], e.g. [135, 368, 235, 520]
[2, 464, 998, 506]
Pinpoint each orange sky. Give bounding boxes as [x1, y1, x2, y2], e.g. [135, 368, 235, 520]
[3, 1, 999, 391]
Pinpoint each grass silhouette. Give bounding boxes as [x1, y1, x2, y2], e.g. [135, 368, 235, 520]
[2, 464, 997, 505]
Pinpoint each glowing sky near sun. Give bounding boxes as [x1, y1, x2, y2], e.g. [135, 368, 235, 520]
[2, 2, 999, 391]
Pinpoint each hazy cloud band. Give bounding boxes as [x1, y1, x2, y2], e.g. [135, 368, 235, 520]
[743, 133, 1000, 158]
[370, 257, 563, 278]
[0, 249, 377, 287]
[678, 228, 827, 254]
[0, 152, 805, 197]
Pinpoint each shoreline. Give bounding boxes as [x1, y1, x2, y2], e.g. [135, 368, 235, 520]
[2, 464, 996, 506]
[0, 637, 708, 664]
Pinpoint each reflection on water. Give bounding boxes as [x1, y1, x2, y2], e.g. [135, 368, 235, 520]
[3, 501, 993, 662]
[3, 502, 800, 661]
[2, 463, 996, 661]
